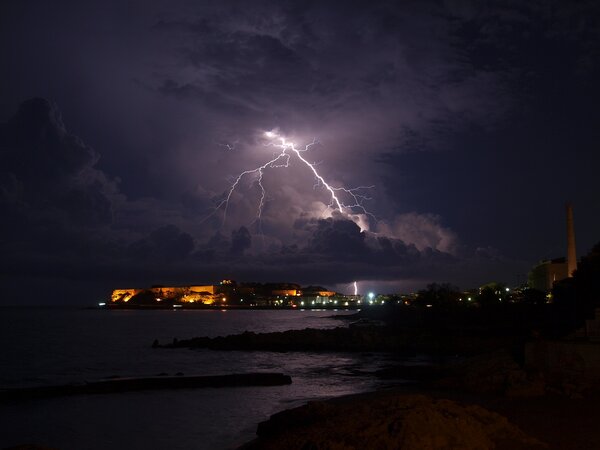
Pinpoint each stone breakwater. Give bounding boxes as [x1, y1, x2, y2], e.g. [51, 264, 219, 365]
[0, 373, 292, 402]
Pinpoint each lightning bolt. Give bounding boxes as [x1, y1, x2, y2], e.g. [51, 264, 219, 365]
[216, 140, 238, 151]
[354, 281, 358, 296]
[211, 130, 374, 231]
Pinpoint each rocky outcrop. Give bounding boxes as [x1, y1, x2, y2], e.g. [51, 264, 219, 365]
[241, 393, 545, 450]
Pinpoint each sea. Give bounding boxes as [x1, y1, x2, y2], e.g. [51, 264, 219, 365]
[0, 307, 420, 450]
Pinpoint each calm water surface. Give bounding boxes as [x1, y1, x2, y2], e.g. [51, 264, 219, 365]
[0, 308, 413, 449]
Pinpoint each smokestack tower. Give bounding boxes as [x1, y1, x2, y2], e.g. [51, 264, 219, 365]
[566, 202, 577, 277]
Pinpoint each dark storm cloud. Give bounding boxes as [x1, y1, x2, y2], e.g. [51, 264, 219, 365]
[0, 99, 126, 292]
[307, 217, 366, 256]
[0, 98, 116, 225]
[128, 224, 194, 262]
[165, 215, 460, 288]
[0, 101, 187, 279]
[219, 215, 459, 284]
[1, 0, 599, 302]
[230, 226, 252, 255]
[149, 1, 511, 142]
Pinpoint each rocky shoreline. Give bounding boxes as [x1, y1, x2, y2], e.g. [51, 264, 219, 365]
[153, 313, 600, 449]
[236, 346, 600, 450]
[155, 325, 522, 356]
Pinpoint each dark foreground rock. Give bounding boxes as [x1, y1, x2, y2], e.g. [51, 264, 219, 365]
[0, 373, 291, 402]
[240, 392, 545, 450]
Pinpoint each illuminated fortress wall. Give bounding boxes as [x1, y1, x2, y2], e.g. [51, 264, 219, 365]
[189, 285, 217, 294]
[272, 289, 301, 297]
[149, 286, 186, 299]
[111, 289, 141, 302]
[314, 290, 336, 297]
[110, 285, 222, 304]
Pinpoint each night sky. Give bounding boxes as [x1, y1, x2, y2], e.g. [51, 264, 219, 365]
[1, 0, 599, 304]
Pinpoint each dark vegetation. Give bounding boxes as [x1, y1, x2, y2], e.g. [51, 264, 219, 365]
[552, 241, 600, 328]
[368, 240, 600, 339]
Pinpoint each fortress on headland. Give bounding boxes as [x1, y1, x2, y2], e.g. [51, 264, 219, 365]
[111, 284, 224, 305]
[108, 279, 348, 308]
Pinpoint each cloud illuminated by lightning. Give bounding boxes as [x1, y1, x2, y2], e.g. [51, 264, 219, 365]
[211, 130, 374, 231]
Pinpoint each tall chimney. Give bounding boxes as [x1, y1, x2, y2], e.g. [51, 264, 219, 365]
[566, 202, 577, 277]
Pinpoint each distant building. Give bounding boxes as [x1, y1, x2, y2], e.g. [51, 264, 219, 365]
[566, 203, 578, 277]
[189, 285, 219, 295]
[528, 257, 568, 292]
[302, 286, 336, 297]
[527, 203, 579, 292]
[271, 289, 302, 297]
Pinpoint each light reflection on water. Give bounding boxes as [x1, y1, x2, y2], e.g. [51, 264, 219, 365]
[0, 308, 417, 450]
